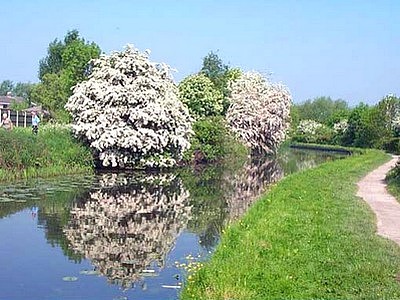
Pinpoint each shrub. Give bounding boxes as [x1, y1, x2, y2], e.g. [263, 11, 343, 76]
[178, 73, 224, 119]
[381, 137, 400, 154]
[292, 119, 334, 144]
[66, 45, 193, 169]
[226, 72, 292, 155]
[0, 126, 93, 180]
[184, 116, 244, 163]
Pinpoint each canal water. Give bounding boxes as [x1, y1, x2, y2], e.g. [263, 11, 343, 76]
[0, 148, 345, 300]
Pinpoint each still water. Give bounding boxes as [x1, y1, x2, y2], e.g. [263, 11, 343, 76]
[0, 148, 345, 300]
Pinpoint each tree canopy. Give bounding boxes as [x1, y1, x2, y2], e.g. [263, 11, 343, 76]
[294, 96, 349, 124]
[32, 30, 101, 121]
[66, 45, 192, 168]
[200, 51, 241, 113]
[0, 80, 35, 103]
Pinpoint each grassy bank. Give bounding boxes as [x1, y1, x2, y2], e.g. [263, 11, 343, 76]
[387, 180, 400, 202]
[181, 150, 400, 299]
[0, 125, 93, 181]
[289, 141, 365, 155]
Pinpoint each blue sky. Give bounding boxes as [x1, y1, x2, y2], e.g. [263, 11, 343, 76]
[0, 0, 399, 105]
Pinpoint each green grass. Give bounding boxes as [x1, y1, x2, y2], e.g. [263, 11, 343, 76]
[387, 179, 400, 203]
[181, 150, 400, 300]
[0, 125, 93, 181]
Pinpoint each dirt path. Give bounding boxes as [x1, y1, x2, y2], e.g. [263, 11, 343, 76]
[357, 156, 400, 245]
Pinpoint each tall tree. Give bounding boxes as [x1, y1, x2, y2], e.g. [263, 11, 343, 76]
[295, 96, 349, 124]
[201, 51, 229, 91]
[0, 80, 14, 95]
[200, 51, 241, 113]
[13, 82, 35, 101]
[33, 30, 101, 121]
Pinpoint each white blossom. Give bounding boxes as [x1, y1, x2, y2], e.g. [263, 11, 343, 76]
[333, 119, 348, 133]
[65, 45, 193, 168]
[297, 119, 324, 135]
[226, 72, 292, 154]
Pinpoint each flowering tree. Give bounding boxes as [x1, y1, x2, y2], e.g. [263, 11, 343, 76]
[65, 45, 193, 168]
[333, 119, 348, 134]
[297, 119, 324, 135]
[226, 72, 292, 154]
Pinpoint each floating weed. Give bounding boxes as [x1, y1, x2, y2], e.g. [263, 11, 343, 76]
[62, 276, 78, 282]
[176, 253, 205, 283]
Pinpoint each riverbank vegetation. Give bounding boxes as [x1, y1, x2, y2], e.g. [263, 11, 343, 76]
[0, 125, 93, 181]
[290, 95, 400, 153]
[181, 150, 400, 299]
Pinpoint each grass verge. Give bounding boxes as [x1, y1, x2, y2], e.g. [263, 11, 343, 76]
[0, 125, 93, 181]
[289, 142, 365, 155]
[181, 149, 400, 299]
[387, 179, 400, 203]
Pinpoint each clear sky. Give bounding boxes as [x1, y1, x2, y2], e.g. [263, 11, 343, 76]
[0, 0, 399, 105]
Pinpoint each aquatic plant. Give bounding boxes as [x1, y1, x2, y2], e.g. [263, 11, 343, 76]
[65, 45, 193, 168]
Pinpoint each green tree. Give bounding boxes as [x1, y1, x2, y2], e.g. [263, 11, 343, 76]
[31, 73, 70, 120]
[343, 103, 386, 148]
[201, 51, 229, 91]
[0, 80, 14, 95]
[178, 73, 224, 119]
[376, 94, 400, 135]
[200, 51, 241, 113]
[295, 96, 350, 124]
[13, 82, 35, 101]
[34, 30, 101, 121]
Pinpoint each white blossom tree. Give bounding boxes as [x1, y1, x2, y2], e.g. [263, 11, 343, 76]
[226, 72, 292, 154]
[65, 45, 193, 168]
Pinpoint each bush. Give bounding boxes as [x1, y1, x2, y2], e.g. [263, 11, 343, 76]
[381, 137, 400, 154]
[178, 73, 224, 119]
[0, 126, 93, 180]
[291, 120, 335, 144]
[184, 116, 247, 163]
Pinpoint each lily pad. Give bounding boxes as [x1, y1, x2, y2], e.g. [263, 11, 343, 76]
[62, 276, 78, 282]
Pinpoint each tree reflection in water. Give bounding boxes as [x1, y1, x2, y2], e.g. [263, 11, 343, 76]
[183, 157, 283, 249]
[61, 149, 343, 289]
[225, 157, 283, 221]
[64, 172, 191, 289]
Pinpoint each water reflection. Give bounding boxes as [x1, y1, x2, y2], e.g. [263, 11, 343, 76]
[0, 148, 346, 298]
[64, 173, 192, 289]
[225, 157, 283, 221]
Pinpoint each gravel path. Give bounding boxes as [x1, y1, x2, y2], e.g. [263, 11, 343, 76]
[357, 156, 400, 245]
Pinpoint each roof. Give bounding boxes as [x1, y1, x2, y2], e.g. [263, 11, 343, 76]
[24, 105, 50, 115]
[0, 96, 24, 104]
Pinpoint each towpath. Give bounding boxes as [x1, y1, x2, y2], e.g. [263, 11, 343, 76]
[357, 155, 400, 245]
